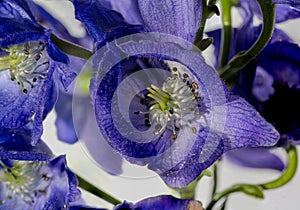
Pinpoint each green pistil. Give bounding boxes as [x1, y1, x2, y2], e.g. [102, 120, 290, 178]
[147, 84, 172, 111]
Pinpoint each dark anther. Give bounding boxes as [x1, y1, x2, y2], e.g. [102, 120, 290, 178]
[35, 54, 41, 61]
[140, 98, 146, 105]
[172, 133, 177, 140]
[192, 82, 198, 89]
[23, 89, 28, 94]
[144, 113, 149, 119]
[10, 77, 15, 81]
[32, 78, 37, 82]
[186, 81, 190, 86]
[169, 109, 174, 114]
[145, 119, 151, 127]
[172, 67, 178, 72]
[17, 82, 20, 85]
[175, 127, 180, 131]
[23, 49, 29, 55]
[183, 79, 186, 83]
[183, 73, 189, 78]
[134, 111, 140, 115]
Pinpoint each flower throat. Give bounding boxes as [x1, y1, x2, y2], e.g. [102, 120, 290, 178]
[135, 66, 201, 140]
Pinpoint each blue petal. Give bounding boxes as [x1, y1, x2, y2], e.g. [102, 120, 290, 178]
[273, 0, 300, 10]
[226, 148, 285, 171]
[222, 97, 279, 151]
[72, 0, 142, 43]
[55, 92, 78, 144]
[104, 0, 143, 25]
[115, 195, 202, 210]
[138, 0, 202, 42]
[0, 128, 52, 161]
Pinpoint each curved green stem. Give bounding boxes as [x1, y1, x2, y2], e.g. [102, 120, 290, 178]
[219, 0, 275, 80]
[219, 0, 232, 67]
[50, 34, 93, 60]
[76, 175, 122, 205]
[260, 146, 298, 189]
[206, 146, 298, 210]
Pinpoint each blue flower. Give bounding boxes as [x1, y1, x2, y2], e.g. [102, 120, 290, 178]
[0, 0, 76, 144]
[114, 195, 203, 210]
[73, 0, 279, 187]
[0, 128, 81, 209]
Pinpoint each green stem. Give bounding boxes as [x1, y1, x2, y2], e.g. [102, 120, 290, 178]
[211, 164, 218, 199]
[206, 184, 263, 210]
[219, 0, 275, 80]
[219, 0, 232, 67]
[194, 0, 209, 46]
[76, 175, 122, 205]
[260, 146, 298, 189]
[50, 34, 93, 60]
[206, 146, 298, 210]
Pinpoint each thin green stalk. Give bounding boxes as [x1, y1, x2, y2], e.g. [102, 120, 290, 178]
[219, 0, 275, 80]
[194, 0, 209, 46]
[50, 34, 93, 60]
[211, 164, 218, 199]
[260, 146, 298, 189]
[206, 146, 298, 210]
[219, 0, 232, 67]
[76, 175, 122, 205]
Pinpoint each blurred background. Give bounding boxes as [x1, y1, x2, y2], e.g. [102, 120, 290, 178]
[35, 0, 300, 209]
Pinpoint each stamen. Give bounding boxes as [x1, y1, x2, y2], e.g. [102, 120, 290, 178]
[0, 42, 49, 93]
[136, 65, 202, 140]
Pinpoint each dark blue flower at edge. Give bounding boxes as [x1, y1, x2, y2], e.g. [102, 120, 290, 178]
[114, 195, 203, 210]
[0, 128, 81, 209]
[73, 0, 279, 188]
[0, 0, 76, 144]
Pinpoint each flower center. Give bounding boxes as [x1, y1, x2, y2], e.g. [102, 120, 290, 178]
[136, 67, 201, 140]
[0, 160, 51, 205]
[0, 42, 49, 94]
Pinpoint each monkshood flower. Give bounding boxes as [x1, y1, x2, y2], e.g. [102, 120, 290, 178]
[72, 0, 279, 188]
[114, 195, 203, 210]
[0, 128, 81, 209]
[28, 2, 123, 174]
[0, 0, 76, 144]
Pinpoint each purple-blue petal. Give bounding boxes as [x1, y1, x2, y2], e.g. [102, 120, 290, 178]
[72, 0, 139, 43]
[105, 0, 143, 25]
[226, 148, 285, 171]
[0, 128, 52, 161]
[273, 0, 300, 10]
[115, 195, 202, 210]
[222, 97, 280, 151]
[137, 0, 202, 42]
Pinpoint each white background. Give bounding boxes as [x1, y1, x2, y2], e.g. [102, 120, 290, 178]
[35, 0, 300, 209]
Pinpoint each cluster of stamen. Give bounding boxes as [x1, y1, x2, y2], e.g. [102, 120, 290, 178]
[135, 66, 201, 140]
[0, 42, 49, 94]
[0, 161, 51, 205]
